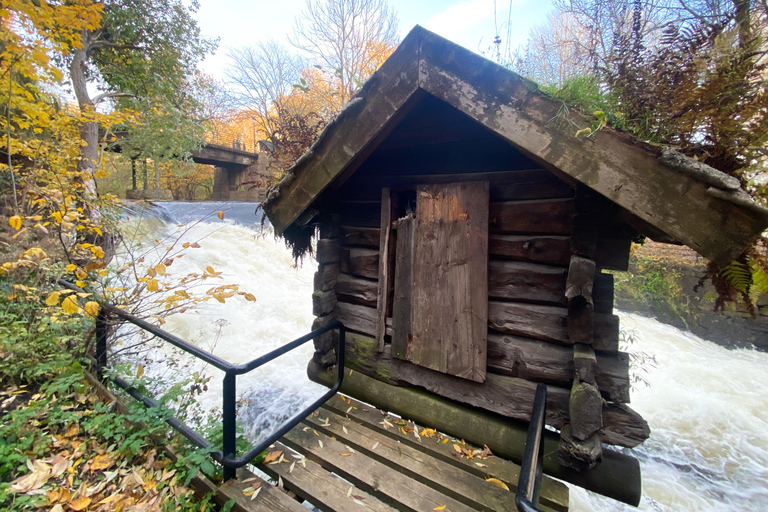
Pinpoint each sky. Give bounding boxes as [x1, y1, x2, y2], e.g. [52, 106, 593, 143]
[193, 0, 554, 80]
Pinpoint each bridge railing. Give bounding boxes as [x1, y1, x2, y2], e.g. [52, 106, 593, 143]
[57, 278, 345, 481]
[203, 132, 260, 155]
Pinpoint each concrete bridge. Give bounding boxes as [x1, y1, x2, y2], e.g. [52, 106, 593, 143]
[113, 132, 275, 201]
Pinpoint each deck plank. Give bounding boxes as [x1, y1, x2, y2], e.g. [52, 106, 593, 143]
[306, 408, 517, 511]
[281, 425, 478, 512]
[218, 469, 307, 512]
[258, 442, 397, 512]
[323, 394, 570, 512]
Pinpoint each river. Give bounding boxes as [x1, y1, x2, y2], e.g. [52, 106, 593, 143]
[116, 201, 768, 511]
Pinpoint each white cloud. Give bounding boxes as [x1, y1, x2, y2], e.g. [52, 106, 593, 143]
[424, 0, 496, 39]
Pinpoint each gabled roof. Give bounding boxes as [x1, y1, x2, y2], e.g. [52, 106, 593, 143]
[263, 25, 768, 265]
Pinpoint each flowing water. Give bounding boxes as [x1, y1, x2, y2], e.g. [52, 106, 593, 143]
[118, 201, 768, 511]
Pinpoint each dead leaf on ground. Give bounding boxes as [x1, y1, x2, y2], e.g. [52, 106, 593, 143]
[486, 477, 510, 491]
[90, 454, 113, 471]
[263, 451, 282, 464]
[69, 496, 91, 511]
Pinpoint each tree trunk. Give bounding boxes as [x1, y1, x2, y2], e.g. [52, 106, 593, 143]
[69, 31, 99, 202]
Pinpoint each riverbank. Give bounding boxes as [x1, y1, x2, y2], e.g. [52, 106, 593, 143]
[612, 242, 768, 350]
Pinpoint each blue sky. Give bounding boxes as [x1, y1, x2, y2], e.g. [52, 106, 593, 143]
[194, 0, 554, 79]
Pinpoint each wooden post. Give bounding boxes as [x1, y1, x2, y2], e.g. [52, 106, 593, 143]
[313, 217, 341, 367]
[375, 188, 397, 352]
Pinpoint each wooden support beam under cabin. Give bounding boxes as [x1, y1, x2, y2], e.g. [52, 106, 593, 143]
[308, 362, 643, 506]
[330, 331, 647, 448]
[375, 188, 396, 352]
[316, 238, 340, 264]
[312, 290, 337, 317]
[340, 225, 381, 248]
[488, 260, 567, 306]
[488, 301, 619, 352]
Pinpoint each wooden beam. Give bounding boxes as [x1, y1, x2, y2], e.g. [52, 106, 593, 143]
[336, 273, 378, 308]
[340, 225, 381, 248]
[391, 214, 415, 360]
[341, 248, 379, 279]
[489, 199, 574, 235]
[488, 301, 619, 352]
[308, 363, 643, 506]
[375, 189, 395, 352]
[337, 332, 647, 447]
[316, 239, 340, 264]
[489, 235, 571, 266]
[314, 263, 340, 292]
[488, 260, 567, 306]
[486, 334, 630, 402]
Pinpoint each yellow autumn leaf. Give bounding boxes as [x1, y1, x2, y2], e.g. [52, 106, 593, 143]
[434, 506, 447, 511]
[45, 291, 60, 306]
[51, 211, 62, 223]
[206, 266, 215, 274]
[91, 246, 104, 259]
[243, 293, 256, 302]
[84, 301, 99, 318]
[66, 264, 77, 272]
[146, 279, 159, 292]
[89, 454, 113, 471]
[154, 263, 166, 276]
[217, 210, 224, 220]
[136, 364, 144, 378]
[61, 295, 80, 315]
[485, 477, 510, 491]
[69, 496, 91, 511]
[75, 280, 85, 288]
[9, 215, 22, 230]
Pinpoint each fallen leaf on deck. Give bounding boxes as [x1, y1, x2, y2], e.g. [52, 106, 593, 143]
[486, 477, 510, 491]
[263, 451, 282, 464]
[434, 506, 447, 511]
[341, 453, 351, 457]
[371, 442, 379, 450]
[475, 462, 488, 468]
[453, 444, 462, 454]
[318, 440, 323, 448]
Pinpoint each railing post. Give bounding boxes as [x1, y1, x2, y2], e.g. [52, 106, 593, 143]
[516, 383, 547, 512]
[222, 370, 237, 482]
[95, 309, 108, 374]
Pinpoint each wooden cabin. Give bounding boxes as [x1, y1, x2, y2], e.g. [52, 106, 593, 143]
[263, 26, 768, 506]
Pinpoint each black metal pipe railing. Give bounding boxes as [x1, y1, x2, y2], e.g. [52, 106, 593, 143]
[57, 278, 345, 481]
[516, 383, 548, 512]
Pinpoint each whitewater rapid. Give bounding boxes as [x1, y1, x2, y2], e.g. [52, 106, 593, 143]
[117, 202, 768, 511]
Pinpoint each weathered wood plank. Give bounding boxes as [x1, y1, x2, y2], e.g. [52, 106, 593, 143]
[316, 239, 340, 264]
[337, 332, 643, 446]
[410, 181, 488, 382]
[559, 426, 603, 472]
[489, 199, 574, 235]
[486, 333, 629, 402]
[308, 367, 642, 506]
[375, 189, 396, 352]
[258, 442, 397, 512]
[321, 395, 569, 512]
[488, 260, 567, 305]
[336, 273, 378, 308]
[489, 234, 571, 266]
[314, 263, 340, 292]
[281, 427, 477, 512]
[340, 247, 379, 279]
[312, 290, 337, 317]
[336, 302, 378, 336]
[391, 214, 415, 360]
[569, 380, 603, 441]
[304, 410, 523, 512]
[566, 256, 596, 344]
[340, 226, 381, 248]
[218, 470, 306, 512]
[488, 301, 619, 352]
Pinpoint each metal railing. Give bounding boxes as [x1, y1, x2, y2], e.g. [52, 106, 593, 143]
[516, 383, 548, 512]
[58, 278, 345, 481]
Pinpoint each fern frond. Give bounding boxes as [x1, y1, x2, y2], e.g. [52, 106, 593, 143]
[720, 260, 752, 293]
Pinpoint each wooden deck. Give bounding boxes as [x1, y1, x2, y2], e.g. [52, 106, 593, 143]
[219, 394, 569, 512]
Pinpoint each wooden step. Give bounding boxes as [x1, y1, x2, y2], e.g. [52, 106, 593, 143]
[304, 407, 522, 512]
[217, 468, 307, 512]
[280, 425, 479, 512]
[258, 442, 397, 512]
[323, 394, 570, 512]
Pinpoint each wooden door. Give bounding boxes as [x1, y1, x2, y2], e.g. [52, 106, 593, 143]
[400, 181, 489, 383]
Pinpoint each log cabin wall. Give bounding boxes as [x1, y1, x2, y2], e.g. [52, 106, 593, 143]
[308, 94, 650, 466]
